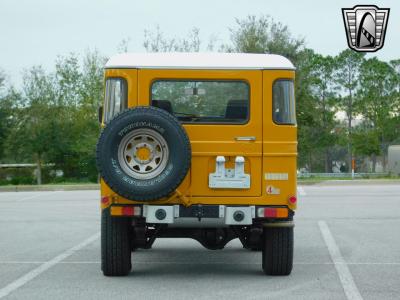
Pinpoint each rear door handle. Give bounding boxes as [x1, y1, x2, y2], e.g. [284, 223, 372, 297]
[235, 136, 256, 141]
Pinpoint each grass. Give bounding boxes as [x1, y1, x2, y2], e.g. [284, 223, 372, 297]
[298, 175, 400, 184]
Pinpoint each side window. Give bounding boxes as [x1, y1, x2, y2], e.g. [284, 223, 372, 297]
[151, 80, 249, 124]
[273, 80, 296, 125]
[104, 78, 127, 123]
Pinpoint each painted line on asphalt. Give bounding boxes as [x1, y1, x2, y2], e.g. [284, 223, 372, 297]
[297, 186, 306, 196]
[0, 193, 43, 202]
[319, 220, 363, 300]
[0, 232, 100, 299]
[14, 191, 60, 202]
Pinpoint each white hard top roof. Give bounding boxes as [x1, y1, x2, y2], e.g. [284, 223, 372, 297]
[105, 52, 295, 70]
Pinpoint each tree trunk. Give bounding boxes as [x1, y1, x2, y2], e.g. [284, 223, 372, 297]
[381, 139, 387, 172]
[36, 155, 42, 185]
[325, 148, 330, 173]
[371, 154, 377, 173]
[347, 142, 352, 174]
[382, 150, 387, 172]
[348, 79, 353, 176]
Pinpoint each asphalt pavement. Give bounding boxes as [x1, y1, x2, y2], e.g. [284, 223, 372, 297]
[0, 183, 399, 300]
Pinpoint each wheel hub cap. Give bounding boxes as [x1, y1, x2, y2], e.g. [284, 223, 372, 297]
[118, 128, 169, 180]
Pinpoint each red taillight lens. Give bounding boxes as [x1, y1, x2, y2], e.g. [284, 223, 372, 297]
[122, 206, 135, 216]
[257, 207, 288, 218]
[101, 196, 110, 204]
[264, 208, 277, 217]
[288, 196, 297, 204]
[110, 206, 141, 217]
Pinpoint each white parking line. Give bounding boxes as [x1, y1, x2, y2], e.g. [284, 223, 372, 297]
[297, 186, 306, 196]
[13, 191, 60, 202]
[0, 232, 100, 299]
[318, 220, 363, 300]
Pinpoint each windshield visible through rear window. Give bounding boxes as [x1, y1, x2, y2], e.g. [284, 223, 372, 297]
[273, 80, 296, 125]
[151, 80, 249, 123]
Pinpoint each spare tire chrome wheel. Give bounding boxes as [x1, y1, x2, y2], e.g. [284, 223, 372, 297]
[96, 106, 191, 201]
[118, 129, 169, 180]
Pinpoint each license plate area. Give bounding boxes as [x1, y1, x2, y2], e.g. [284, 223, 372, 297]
[179, 205, 222, 218]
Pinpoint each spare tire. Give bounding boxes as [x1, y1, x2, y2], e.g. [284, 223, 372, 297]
[96, 106, 191, 201]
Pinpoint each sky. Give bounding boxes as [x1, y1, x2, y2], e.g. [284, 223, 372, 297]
[0, 0, 399, 86]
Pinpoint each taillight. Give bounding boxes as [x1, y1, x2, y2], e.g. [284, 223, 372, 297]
[110, 206, 142, 217]
[101, 196, 110, 205]
[288, 196, 297, 204]
[257, 207, 288, 218]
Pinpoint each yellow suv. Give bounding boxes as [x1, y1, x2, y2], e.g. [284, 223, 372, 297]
[97, 52, 297, 276]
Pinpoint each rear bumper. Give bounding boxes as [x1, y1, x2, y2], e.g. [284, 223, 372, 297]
[109, 204, 294, 227]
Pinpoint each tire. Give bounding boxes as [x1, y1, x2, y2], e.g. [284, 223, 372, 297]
[96, 106, 191, 201]
[262, 227, 293, 276]
[101, 209, 132, 276]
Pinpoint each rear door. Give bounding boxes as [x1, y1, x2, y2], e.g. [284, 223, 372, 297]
[138, 69, 263, 197]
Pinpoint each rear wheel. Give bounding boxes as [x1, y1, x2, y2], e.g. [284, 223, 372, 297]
[262, 227, 293, 275]
[101, 209, 132, 276]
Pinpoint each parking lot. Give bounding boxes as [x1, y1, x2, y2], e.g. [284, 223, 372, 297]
[0, 182, 399, 300]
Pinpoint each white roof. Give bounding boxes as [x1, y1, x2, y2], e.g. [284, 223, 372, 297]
[105, 52, 295, 70]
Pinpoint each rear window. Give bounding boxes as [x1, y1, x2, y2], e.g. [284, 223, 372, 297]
[151, 80, 249, 123]
[273, 80, 296, 125]
[104, 78, 127, 123]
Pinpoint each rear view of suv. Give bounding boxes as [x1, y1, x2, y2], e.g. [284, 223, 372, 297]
[97, 52, 297, 276]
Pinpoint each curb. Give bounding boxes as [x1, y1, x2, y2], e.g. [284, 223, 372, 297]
[299, 179, 400, 186]
[0, 184, 100, 192]
[0, 179, 398, 192]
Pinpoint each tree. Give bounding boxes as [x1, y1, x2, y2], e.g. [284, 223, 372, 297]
[7, 66, 56, 184]
[334, 49, 365, 173]
[47, 51, 105, 181]
[295, 49, 322, 171]
[45, 54, 82, 178]
[0, 69, 5, 92]
[307, 53, 338, 172]
[143, 26, 201, 52]
[353, 128, 380, 172]
[227, 15, 305, 64]
[73, 50, 106, 181]
[357, 57, 398, 171]
[0, 70, 13, 160]
[117, 38, 131, 53]
[390, 59, 400, 115]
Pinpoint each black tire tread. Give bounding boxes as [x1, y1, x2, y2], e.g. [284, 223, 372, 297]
[96, 106, 191, 201]
[262, 227, 293, 276]
[101, 209, 132, 276]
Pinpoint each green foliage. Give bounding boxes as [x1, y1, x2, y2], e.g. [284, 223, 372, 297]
[7, 66, 55, 166]
[358, 58, 398, 138]
[0, 16, 399, 183]
[0, 71, 14, 159]
[228, 15, 302, 53]
[227, 15, 305, 64]
[298, 52, 339, 171]
[353, 129, 380, 156]
[2, 50, 105, 183]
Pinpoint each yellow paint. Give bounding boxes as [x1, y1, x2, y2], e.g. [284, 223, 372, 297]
[136, 146, 151, 161]
[100, 68, 297, 211]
